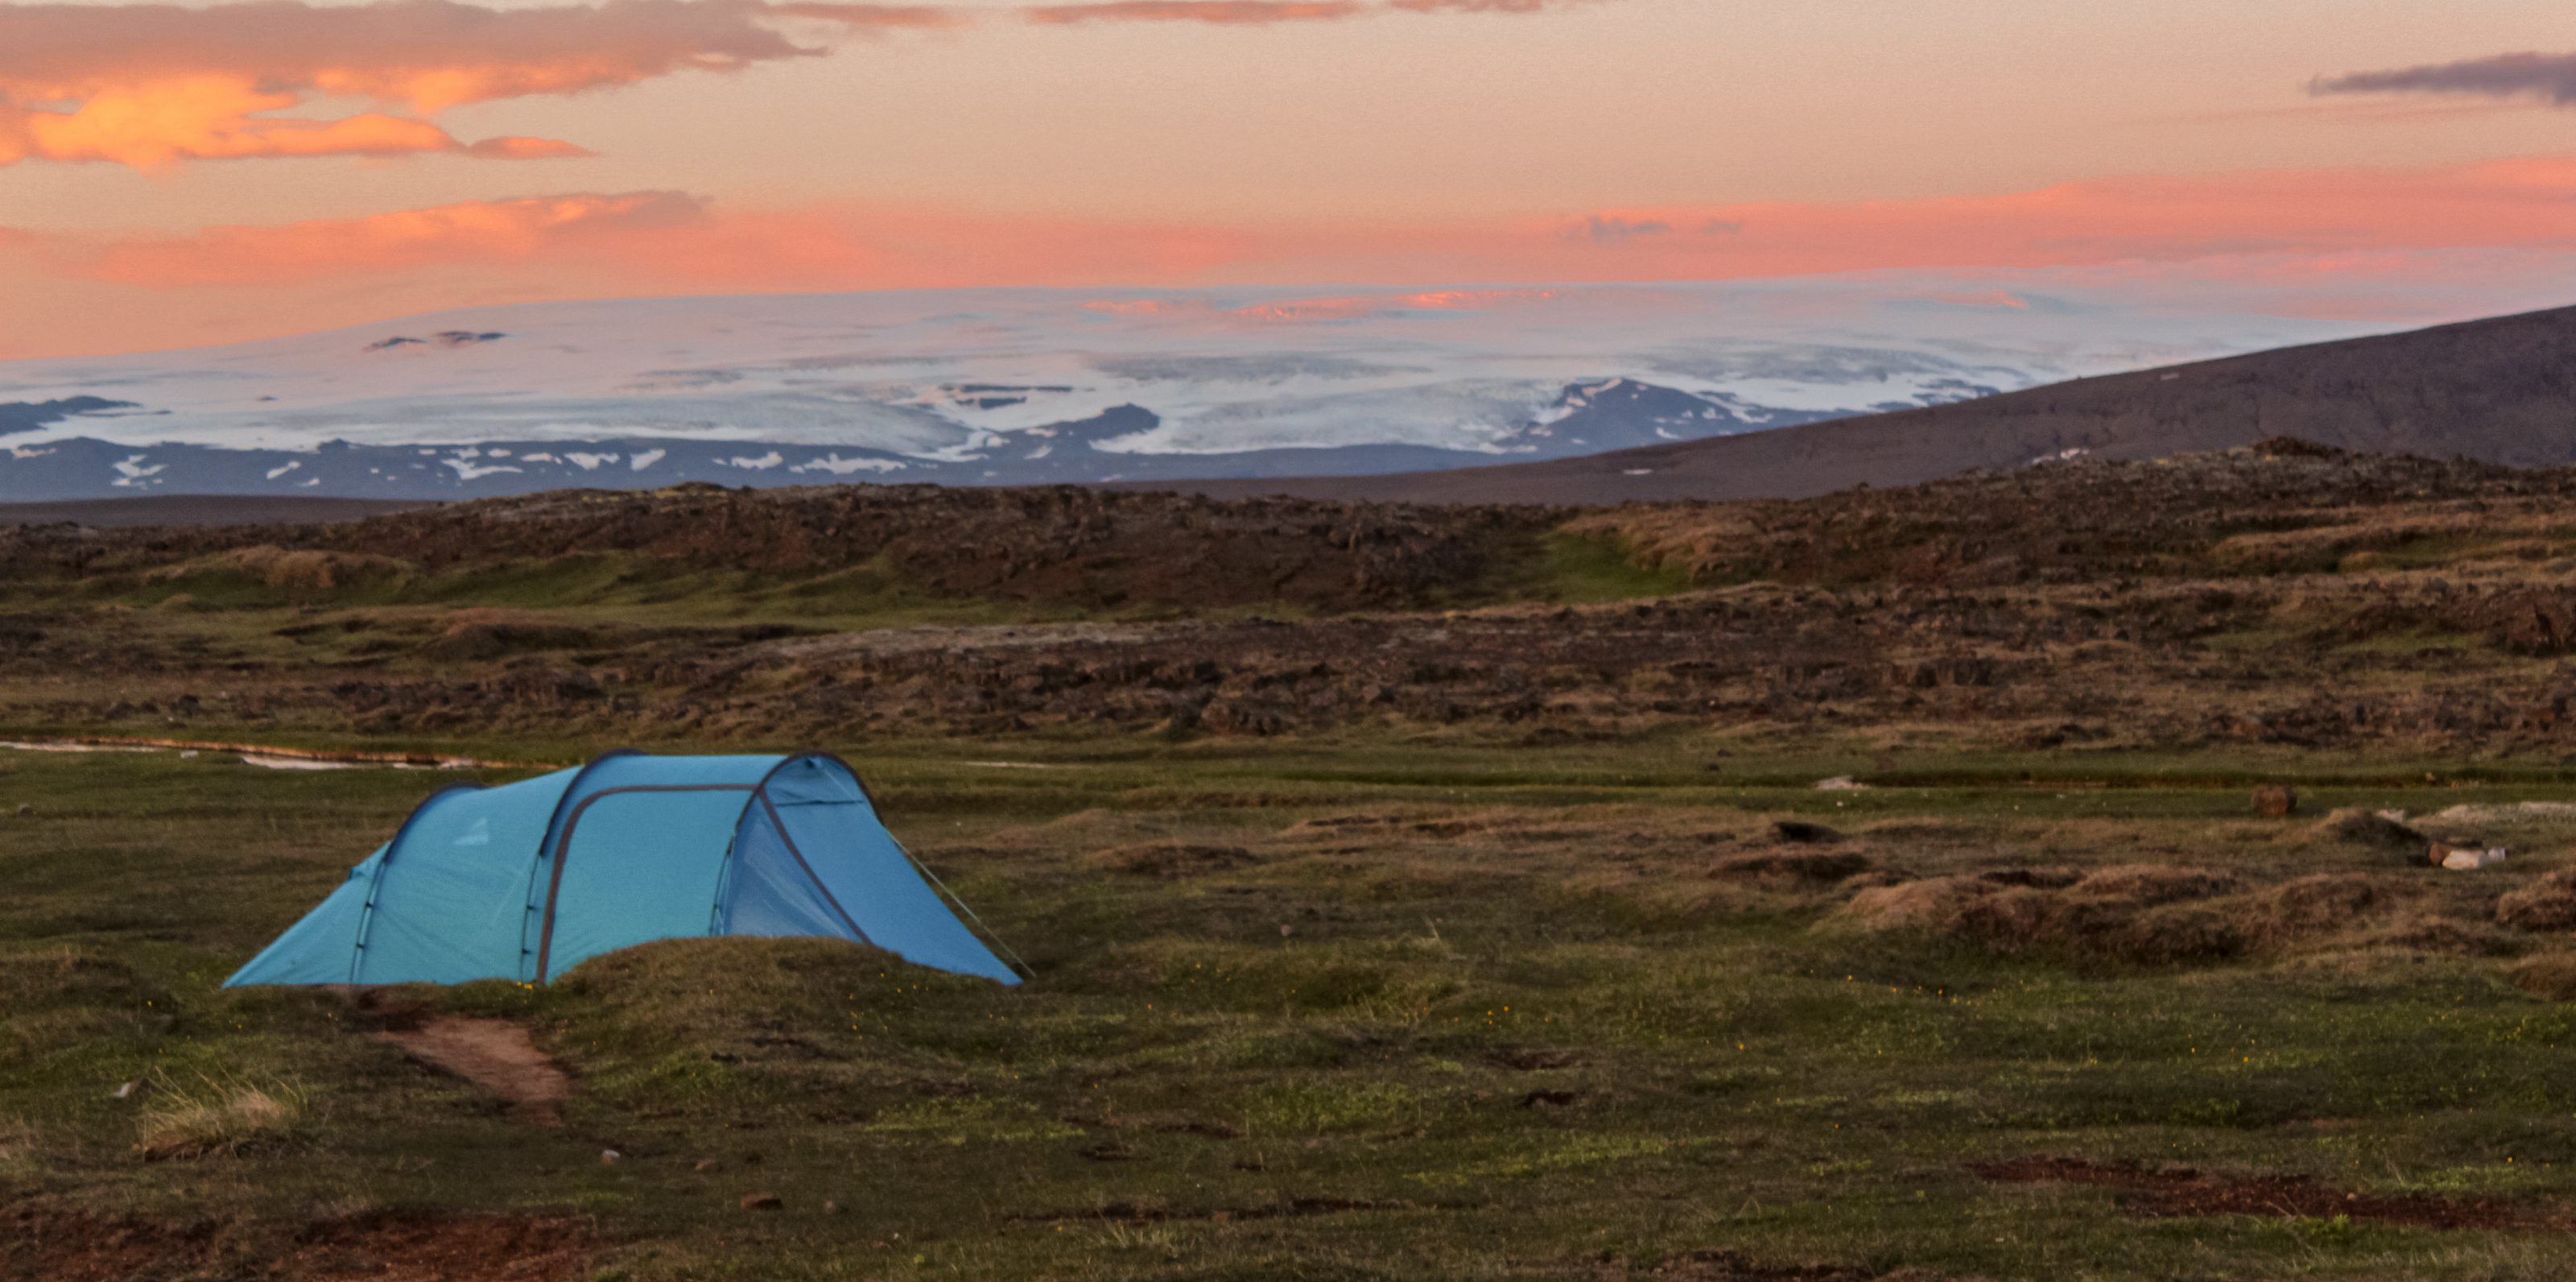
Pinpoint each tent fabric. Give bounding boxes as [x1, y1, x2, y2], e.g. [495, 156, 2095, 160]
[228, 752, 1018, 987]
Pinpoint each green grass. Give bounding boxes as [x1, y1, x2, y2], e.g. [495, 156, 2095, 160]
[17, 527, 1696, 639]
[35, 549, 1095, 633]
[6, 743, 2576, 1278]
[1510, 532, 1696, 603]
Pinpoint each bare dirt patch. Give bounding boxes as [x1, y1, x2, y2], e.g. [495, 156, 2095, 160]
[1974, 1156, 2544, 1230]
[380, 1016, 572, 1126]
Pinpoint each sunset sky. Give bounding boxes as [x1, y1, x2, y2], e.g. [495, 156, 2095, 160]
[5, 0, 2576, 358]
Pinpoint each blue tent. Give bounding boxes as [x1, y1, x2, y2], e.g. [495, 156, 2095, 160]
[228, 751, 1020, 987]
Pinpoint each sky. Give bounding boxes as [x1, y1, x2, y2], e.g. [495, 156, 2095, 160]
[3, 0, 2576, 358]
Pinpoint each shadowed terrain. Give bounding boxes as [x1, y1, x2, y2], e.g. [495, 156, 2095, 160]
[2, 441, 2575, 755]
[1133, 303, 2576, 504]
[0, 494, 432, 529]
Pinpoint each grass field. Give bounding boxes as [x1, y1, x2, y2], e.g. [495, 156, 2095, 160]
[9, 735, 2576, 1280]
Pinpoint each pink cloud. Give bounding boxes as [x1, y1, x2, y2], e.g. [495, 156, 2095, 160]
[60, 191, 1250, 291]
[16, 154, 2576, 356]
[47, 156, 2576, 292]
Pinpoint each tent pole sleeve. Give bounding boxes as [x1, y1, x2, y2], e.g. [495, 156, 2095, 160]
[517, 748, 642, 983]
[533, 782, 755, 982]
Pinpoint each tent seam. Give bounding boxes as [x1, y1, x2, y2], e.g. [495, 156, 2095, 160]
[345, 783, 487, 985]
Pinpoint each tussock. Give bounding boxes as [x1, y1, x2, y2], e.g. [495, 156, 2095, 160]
[2236, 875, 2408, 945]
[2496, 871, 2576, 932]
[134, 1075, 307, 1160]
[1828, 863, 2478, 964]
[2067, 865, 2238, 905]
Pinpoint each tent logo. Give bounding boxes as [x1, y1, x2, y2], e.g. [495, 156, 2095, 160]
[452, 818, 492, 847]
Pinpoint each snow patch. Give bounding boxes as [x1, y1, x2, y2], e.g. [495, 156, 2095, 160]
[791, 454, 906, 475]
[629, 449, 666, 471]
[265, 461, 301, 480]
[109, 455, 165, 488]
[441, 458, 525, 481]
[721, 451, 784, 470]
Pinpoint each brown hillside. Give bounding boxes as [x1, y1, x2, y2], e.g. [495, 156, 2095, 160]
[3, 482, 1559, 614]
[1122, 302, 2576, 505]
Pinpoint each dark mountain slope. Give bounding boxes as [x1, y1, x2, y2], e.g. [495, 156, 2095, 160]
[1117, 303, 2576, 505]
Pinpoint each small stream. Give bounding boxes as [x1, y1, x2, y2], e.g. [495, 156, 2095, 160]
[0, 738, 530, 771]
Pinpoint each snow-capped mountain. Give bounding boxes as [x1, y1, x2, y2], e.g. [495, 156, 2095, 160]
[0, 281, 2379, 500]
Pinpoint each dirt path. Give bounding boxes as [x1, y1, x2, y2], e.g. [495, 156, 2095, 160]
[381, 1016, 572, 1127]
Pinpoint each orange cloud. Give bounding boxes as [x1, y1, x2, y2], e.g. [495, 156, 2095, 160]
[0, 0, 1614, 167]
[79, 192, 706, 286]
[0, 81, 460, 167]
[0, 0, 960, 168]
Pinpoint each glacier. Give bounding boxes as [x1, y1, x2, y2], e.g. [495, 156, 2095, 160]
[0, 279, 2380, 501]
